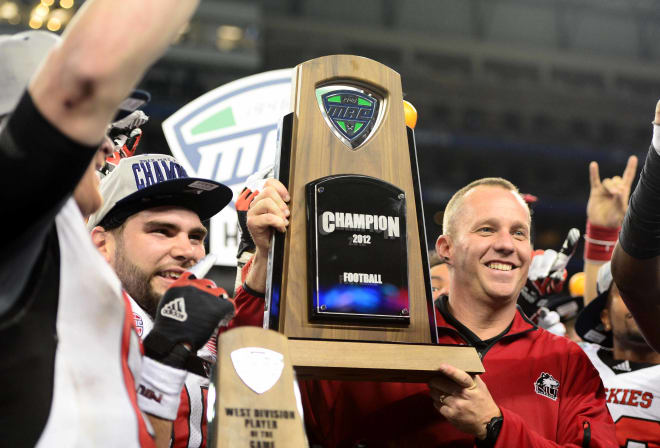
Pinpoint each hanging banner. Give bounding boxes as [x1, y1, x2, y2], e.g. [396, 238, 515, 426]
[163, 69, 292, 266]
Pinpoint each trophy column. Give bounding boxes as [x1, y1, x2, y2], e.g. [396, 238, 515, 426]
[265, 54, 483, 380]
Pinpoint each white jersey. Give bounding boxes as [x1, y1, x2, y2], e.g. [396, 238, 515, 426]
[37, 198, 152, 447]
[129, 294, 213, 448]
[582, 342, 660, 448]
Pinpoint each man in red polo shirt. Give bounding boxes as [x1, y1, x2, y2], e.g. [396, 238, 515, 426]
[241, 176, 616, 447]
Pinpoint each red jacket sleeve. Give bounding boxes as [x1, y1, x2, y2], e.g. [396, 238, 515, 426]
[228, 284, 265, 328]
[495, 344, 617, 448]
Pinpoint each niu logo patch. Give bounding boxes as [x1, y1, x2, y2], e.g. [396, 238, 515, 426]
[161, 297, 188, 322]
[318, 86, 381, 149]
[535, 372, 559, 400]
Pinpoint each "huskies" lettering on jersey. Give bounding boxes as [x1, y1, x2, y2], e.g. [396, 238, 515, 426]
[604, 388, 653, 408]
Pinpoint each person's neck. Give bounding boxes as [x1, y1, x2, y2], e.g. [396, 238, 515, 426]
[613, 341, 660, 364]
[447, 289, 517, 340]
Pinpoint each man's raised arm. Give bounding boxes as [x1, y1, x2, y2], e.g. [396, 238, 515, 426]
[29, 0, 198, 145]
[611, 100, 660, 351]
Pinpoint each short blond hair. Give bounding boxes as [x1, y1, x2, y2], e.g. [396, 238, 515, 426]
[442, 177, 529, 237]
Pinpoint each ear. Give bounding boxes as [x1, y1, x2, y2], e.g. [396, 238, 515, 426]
[600, 307, 612, 332]
[90, 226, 114, 263]
[435, 234, 452, 265]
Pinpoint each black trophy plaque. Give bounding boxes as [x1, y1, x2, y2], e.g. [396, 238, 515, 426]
[306, 175, 409, 323]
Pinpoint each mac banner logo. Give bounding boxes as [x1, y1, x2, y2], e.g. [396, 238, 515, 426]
[317, 85, 382, 149]
[163, 69, 293, 266]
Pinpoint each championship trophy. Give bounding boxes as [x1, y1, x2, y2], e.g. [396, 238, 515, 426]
[266, 55, 482, 380]
[211, 55, 482, 447]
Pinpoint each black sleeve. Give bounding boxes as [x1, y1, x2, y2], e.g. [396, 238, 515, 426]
[619, 146, 660, 259]
[0, 91, 99, 316]
[0, 91, 99, 243]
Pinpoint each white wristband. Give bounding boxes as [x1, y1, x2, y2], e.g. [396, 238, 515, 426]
[137, 356, 187, 420]
[653, 123, 660, 156]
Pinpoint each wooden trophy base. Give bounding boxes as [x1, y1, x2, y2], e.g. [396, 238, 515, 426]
[289, 339, 484, 382]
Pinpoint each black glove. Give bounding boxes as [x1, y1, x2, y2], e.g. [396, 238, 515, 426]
[143, 271, 234, 369]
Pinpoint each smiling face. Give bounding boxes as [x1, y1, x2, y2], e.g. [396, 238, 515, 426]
[439, 185, 532, 305]
[102, 206, 207, 316]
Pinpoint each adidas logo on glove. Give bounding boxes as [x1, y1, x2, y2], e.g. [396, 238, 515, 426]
[161, 297, 188, 322]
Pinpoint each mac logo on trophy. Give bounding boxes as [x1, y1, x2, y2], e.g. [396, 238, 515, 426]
[316, 85, 383, 149]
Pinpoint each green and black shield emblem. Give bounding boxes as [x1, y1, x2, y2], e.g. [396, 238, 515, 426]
[316, 85, 382, 149]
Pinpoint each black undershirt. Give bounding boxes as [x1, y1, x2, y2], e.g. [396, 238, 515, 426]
[597, 347, 656, 374]
[435, 296, 516, 358]
[1, 92, 97, 317]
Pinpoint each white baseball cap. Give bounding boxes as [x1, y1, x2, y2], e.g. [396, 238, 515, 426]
[87, 154, 233, 229]
[0, 31, 61, 116]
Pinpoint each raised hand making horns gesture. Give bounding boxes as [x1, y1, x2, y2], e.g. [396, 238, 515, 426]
[587, 155, 638, 229]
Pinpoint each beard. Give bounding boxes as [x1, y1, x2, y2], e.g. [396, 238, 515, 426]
[113, 240, 162, 318]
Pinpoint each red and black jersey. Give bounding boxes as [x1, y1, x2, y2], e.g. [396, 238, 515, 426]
[582, 342, 660, 448]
